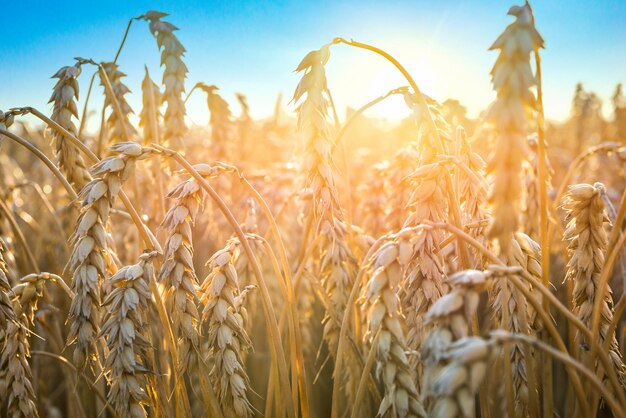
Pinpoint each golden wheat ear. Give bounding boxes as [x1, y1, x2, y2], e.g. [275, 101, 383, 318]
[139, 11, 188, 150]
[48, 63, 92, 189]
[0, 239, 39, 417]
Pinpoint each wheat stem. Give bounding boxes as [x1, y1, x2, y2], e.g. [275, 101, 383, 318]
[240, 176, 310, 417]
[113, 18, 136, 64]
[330, 86, 408, 155]
[78, 71, 97, 138]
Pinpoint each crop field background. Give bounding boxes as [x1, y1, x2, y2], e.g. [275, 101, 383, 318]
[0, 1, 625, 417]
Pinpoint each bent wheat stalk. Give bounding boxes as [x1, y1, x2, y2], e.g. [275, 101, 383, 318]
[332, 36, 470, 268]
[0, 127, 77, 200]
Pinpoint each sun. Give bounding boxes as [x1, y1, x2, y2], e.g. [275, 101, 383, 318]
[327, 44, 440, 121]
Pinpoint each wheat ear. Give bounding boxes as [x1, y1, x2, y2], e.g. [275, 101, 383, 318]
[48, 63, 92, 189]
[421, 269, 491, 418]
[0, 239, 39, 418]
[487, 2, 544, 250]
[68, 142, 156, 367]
[563, 183, 626, 391]
[158, 163, 234, 372]
[101, 252, 157, 418]
[364, 230, 425, 418]
[100, 61, 137, 144]
[201, 239, 253, 418]
[197, 83, 233, 161]
[293, 46, 358, 361]
[139, 11, 187, 149]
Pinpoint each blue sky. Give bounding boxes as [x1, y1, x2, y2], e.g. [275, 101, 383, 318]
[1, 0, 624, 130]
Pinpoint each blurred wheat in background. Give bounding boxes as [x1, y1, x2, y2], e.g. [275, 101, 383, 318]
[1, 1, 626, 417]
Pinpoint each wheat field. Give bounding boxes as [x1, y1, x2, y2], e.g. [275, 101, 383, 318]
[1, 2, 626, 418]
